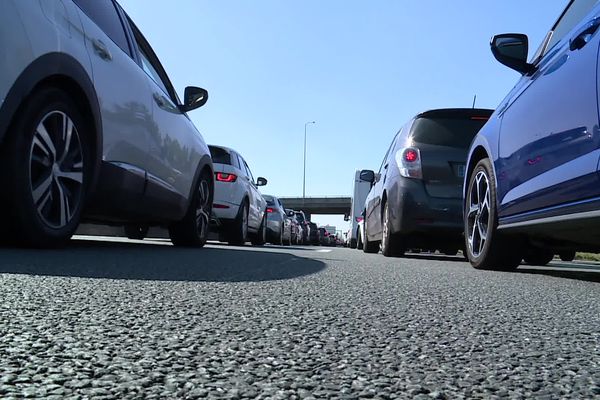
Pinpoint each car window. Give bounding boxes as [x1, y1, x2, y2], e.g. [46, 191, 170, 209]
[244, 161, 255, 184]
[544, 0, 598, 54]
[235, 154, 247, 176]
[379, 134, 398, 173]
[73, 0, 131, 56]
[410, 117, 488, 149]
[209, 146, 232, 165]
[127, 17, 179, 102]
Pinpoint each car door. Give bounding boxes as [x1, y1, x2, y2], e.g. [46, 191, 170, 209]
[497, 0, 600, 218]
[73, 0, 152, 179]
[125, 16, 207, 212]
[365, 134, 398, 238]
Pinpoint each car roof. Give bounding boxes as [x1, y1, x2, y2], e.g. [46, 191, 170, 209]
[416, 108, 494, 119]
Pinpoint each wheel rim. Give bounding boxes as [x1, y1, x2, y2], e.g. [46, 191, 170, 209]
[382, 205, 389, 251]
[195, 177, 211, 240]
[467, 170, 491, 258]
[29, 111, 84, 229]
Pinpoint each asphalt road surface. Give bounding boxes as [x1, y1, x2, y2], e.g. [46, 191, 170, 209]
[2, 236, 600, 399]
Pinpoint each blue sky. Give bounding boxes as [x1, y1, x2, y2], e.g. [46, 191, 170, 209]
[119, 0, 567, 229]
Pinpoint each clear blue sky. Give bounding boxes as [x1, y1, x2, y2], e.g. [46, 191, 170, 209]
[119, 0, 567, 229]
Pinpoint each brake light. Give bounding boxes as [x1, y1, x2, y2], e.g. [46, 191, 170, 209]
[213, 203, 230, 209]
[470, 116, 489, 121]
[266, 207, 274, 213]
[355, 216, 364, 223]
[404, 149, 419, 162]
[396, 147, 423, 179]
[216, 172, 237, 182]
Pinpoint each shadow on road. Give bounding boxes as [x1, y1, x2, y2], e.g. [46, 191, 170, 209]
[0, 240, 326, 282]
[401, 253, 466, 262]
[516, 266, 600, 283]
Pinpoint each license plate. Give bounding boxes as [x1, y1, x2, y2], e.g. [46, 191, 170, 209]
[457, 164, 466, 177]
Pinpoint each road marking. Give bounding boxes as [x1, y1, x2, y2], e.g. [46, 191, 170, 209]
[316, 249, 333, 253]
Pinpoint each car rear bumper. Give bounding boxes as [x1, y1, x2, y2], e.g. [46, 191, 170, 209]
[388, 178, 463, 237]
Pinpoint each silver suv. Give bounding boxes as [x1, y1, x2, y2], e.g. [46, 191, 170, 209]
[0, 0, 213, 247]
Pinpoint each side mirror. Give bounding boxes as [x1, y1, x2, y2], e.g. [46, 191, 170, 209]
[180, 86, 208, 112]
[491, 34, 534, 75]
[256, 177, 268, 186]
[359, 169, 375, 183]
[344, 214, 350, 222]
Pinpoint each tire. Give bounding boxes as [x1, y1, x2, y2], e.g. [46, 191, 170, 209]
[251, 211, 267, 246]
[524, 249, 554, 266]
[357, 227, 363, 250]
[124, 224, 149, 240]
[381, 202, 405, 257]
[0, 87, 91, 247]
[363, 215, 379, 254]
[278, 226, 284, 246]
[464, 158, 523, 270]
[350, 238, 357, 249]
[169, 169, 213, 247]
[559, 251, 576, 262]
[227, 200, 249, 245]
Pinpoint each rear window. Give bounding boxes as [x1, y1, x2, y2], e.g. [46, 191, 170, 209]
[209, 146, 232, 165]
[410, 117, 488, 149]
[263, 195, 275, 206]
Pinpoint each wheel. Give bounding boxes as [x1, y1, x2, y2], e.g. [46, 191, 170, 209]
[278, 226, 284, 246]
[363, 215, 379, 254]
[381, 202, 405, 257]
[465, 158, 523, 270]
[350, 238, 357, 249]
[168, 169, 212, 247]
[124, 224, 149, 240]
[227, 201, 249, 245]
[559, 251, 576, 262]
[0, 87, 91, 247]
[523, 249, 554, 266]
[251, 211, 267, 246]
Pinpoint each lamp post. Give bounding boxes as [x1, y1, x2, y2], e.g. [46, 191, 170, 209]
[303, 121, 316, 200]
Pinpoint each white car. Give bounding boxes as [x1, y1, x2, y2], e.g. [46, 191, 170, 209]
[209, 145, 268, 245]
[0, 0, 213, 247]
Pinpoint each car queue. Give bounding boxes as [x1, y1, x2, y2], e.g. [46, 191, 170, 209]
[2, 0, 600, 270]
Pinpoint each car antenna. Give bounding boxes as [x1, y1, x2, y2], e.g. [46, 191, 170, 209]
[472, 94, 477, 109]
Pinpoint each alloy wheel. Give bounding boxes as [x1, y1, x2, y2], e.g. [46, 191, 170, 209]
[195, 178, 211, 240]
[29, 111, 83, 229]
[467, 170, 491, 258]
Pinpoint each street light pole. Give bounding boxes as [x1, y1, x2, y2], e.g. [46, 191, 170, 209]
[303, 121, 315, 200]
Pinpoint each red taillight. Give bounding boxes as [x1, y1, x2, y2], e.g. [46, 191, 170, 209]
[266, 207, 274, 213]
[404, 149, 419, 162]
[355, 216, 364, 223]
[470, 116, 489, 121]
[213, 203, 230, 209]
[216, 172, 237, 182]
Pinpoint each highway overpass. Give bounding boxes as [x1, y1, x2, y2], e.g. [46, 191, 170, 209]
[279, 196, 352, 219]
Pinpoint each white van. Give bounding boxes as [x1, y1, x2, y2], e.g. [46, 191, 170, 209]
[348, 170, 373, 248]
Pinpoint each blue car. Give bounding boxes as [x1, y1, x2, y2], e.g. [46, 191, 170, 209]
[464, 0, 600, 270]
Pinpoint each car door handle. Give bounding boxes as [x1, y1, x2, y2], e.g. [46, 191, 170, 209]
[570, 17, 600, 51]
[92, 39, 112, 61]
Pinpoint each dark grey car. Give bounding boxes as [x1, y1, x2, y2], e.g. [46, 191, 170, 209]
[361, 108, 493, 257]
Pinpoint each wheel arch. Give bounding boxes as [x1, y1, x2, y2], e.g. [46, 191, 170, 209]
[0, 53, 103, 192]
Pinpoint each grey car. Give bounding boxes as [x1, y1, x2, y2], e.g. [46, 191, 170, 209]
[361, 108, 493, 257]
[263, 195, 292, 245]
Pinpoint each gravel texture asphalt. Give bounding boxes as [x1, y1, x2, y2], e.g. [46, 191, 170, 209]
[2, 236, 600, 399]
